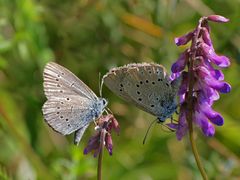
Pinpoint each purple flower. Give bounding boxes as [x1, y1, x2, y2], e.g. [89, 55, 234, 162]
[175, 31, 194, 46]
[171, 50, 189, 73]
[176, 104, 188, 140]
[207, 15, 229, 23]
[171, 15, 231, 139]
[84, 114, 120, 157]
[200, 43, 230, 67]
[201, 27, 212, 47]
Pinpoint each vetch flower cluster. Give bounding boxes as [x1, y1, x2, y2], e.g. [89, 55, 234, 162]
[170, 15, 231, 140]
[84, 114, 120, 157]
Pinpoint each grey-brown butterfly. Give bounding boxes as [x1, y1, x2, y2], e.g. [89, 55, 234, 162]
[42, 62, 108, 145]
[102, 63, 180, 122]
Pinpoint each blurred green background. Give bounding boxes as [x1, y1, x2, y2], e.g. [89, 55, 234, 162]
[0, 0, 240, 179]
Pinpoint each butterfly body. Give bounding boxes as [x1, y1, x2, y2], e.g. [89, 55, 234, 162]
[42, 62, 107, 145]
[103, 63, 180, 122]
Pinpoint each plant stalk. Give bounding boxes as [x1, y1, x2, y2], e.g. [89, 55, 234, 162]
[97, 130, 106, 180]
[186, 17, 208, 180]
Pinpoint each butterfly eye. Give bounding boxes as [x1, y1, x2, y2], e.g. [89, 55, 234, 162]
[102, 99, 107, 105]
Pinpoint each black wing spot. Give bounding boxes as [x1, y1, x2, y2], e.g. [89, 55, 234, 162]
[66, 119, 69, 122]
[140, 81, 143, 84]
[149, 71, 152, 74]
[60, 90, 63, 93]
[68, 124, 71, 127]
[60, 116, 63, 118]
[151, 105, 155, 107]
[120, 89, 123, 92]
[137, 91, 140, 95]
[158, 78, 163, 81]
[61, 72, 65, 75]
[66, 97, 70, 101]
[156, 97, 159, 101]
[138, 98, 142, 101]
[56, 78, 59, 81]
[57, 107, 60, 109]
[166, 83, 169, 87]
[152, 82, 155, 85]
[120, 83, 123, 87]
[57, 112, 60, 114]
[57, 84, 60, 87]
[57, 74, 60, 78]
[136, 84, 140, 87]
[145, 80, 149, 83]
[61, 102, 64, 104]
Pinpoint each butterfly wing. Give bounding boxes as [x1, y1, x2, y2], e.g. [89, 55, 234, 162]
[74, 124, 89, 145]
[43, 62, 97, 100]
[43, 62, 99, 135]
[42, 95, 95, 135]
[103, 63, 178, 120]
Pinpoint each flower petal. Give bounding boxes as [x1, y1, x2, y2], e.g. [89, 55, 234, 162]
[197, 66, 231, 93]
[198, 102, 224, 126]
[171, 50, 188, 73]
[105, 134, 113, 155]
[201, 27, 212, 47]
[176, 104, 188, 140]
[175, 31, 194, 46]
[207, 15, 229, 23]
[194, 111, 215, 137]
[200, 43, 230, 67]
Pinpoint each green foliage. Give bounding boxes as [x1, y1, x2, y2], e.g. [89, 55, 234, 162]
[0, 0, 239, 179]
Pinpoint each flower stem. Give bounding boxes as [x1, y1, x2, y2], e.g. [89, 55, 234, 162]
[97, 130, 106, 180]
[186, 17, 208, 180]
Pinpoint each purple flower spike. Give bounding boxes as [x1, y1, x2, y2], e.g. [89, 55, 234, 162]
[200, 43, 230, 67]
[84, 114, 120, 157]
[171, 15, 231, 139]
[175, 31, 194, 46]
[171, 50, 188, 73]
[207, 15, 229, 23]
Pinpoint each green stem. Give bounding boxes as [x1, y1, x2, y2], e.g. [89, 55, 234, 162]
[186, 17, 208, 180]
[97, 130, 106, 180]
[188, 117, 208, 180]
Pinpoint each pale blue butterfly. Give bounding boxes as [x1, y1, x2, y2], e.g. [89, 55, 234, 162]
[42, 62, 108, 145]
[102, 63, 180, 122]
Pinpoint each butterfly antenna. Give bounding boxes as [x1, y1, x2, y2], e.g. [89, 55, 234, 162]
[143, 119, 157, 145]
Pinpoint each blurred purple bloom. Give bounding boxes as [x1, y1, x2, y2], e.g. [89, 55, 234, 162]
[84, 114, 120, 157]
[171, 15, 231, 139]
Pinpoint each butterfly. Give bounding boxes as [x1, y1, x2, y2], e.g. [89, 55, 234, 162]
[102, 63, 180, 122]
[42, 62, 108, 145]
